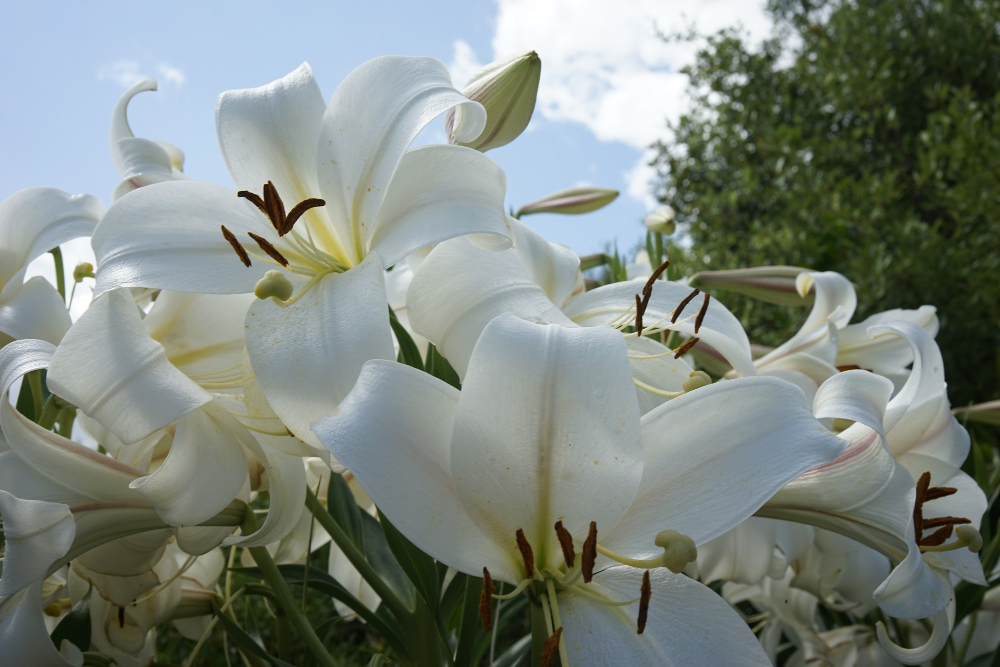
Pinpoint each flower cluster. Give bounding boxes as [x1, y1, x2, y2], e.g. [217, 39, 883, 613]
[0, 52, 996, 667]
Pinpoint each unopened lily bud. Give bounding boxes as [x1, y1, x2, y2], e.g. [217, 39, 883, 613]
[73, 262, 95, 282]
[644, 205, 676, 235]
[515, 187, 619, 217]
[654, 530, 697, 573]
[682, 370, 712, 393]
[446, 51, 541, 152]
[254, 270, 293, 301]
[952, 400, 1000, 426]
[688, 266, 813, 307]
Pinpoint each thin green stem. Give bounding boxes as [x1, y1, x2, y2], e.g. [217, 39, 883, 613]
[530, 598, 549, 667]
[50, 247, 66, 301]
[304, 487, 411, 621]
[454, 575, 481, 667]
[27, 371, 44, 420]
[37, 395, 60, 429]
[57, 407, 75, 438]
[241, 507, 336, 667]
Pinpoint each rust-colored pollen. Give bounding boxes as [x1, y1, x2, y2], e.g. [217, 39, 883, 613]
[239, 181, 326, 237]
[554, 521, 576, 567]
[118, 606, 126, 629]
[515, 529, 535, 578]
[673, 337, 700, 360]
[836, 364, 862, 372]
[581, 521, 597, 583]
[247, 232, 290, 267]
[637, 570, 651, 635]
[671, 288, 701, 324]
[633, 259, 670, 336]
[479, 567, 495, 632]
[540, 627, 563, 667]
[221, 225, 251, 267]
[694, 292, 711, 334]
[912, 471, 968, 548]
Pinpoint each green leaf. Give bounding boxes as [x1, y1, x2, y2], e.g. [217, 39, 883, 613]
[424, 344, 461, 389]
[389, 308, 423, 371]
[360, 511, 416, 613]
[366, 657, 392, 667]
[50, 595, 91, 653]
[211, 599, 297, 667]
[326, 473, 364, 549]
[492, 634, 531, 667]
[378, 509, 440, 610]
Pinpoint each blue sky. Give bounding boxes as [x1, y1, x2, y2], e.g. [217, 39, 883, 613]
[1, 0, 772, 275]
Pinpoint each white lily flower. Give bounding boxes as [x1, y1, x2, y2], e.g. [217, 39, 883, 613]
[109, 77, 187, 202]
[0, 188, 104, 346]
[314, 314, 847, 664]
[0, 581, 84, 667]
[407, 218, 757, 413]
[46, 290, 304, 547]
[92, 58, 511, 447]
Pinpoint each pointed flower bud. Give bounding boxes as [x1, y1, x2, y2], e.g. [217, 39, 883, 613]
[644, 205, 676, 235]
[515, 186, 619, 217]
[446, 51, 541, 152]
[688, 266, 814, 307]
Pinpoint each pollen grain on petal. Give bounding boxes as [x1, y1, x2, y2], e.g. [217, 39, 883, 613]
[515, 528, 535, 578]
[637, 570, 651, 634]
[479, 567, 495, 632]
[554, 520, 576, 568]
[540, 627, 563, 667]
[221, 225, 251, 267]
[582, 521, 597, 583]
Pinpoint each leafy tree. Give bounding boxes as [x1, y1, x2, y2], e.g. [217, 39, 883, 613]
[654, 0, 1000, 404]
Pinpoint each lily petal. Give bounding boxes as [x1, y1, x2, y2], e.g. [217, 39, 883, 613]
[507, 217, 581, 309]
[0, 187, 104, 300]
[451, 315, 643, 562]
[407, 237, 575, 377]
[317, 56, 487, 263]
[0, 276, 71, 344]
[92, 180, 272, 296]
[47, 290, 212, 445]
[559, 566, 771, 666]
[603, 376, 846, 558]
[368, 144, 509, 267]
[0, 492, 75, 597]
[313, 360, 519, 582]
[0, 582, 83, 667]
[245, 254, 394, 447]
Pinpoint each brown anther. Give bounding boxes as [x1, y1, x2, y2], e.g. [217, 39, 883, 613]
[221, 225, 251, 267]
[637, 570, 651, 635]
[540, 627, 563, 667]
[118, 606, 126, 629]
[924, 487, 958, 501]
[836, 364, 862, 372]
[554, 521, 576, 568]
[641, 259, 671, 296]
[673, 337, 700, 359]
[635, 294, 644, 337]
[671, 288, 700, 323]
[913, 471, 970, 547]
[581, 521, 598, 583]
[694, 292, 710, 334]
[238, 181, 326, 237]
[921, 525, 955, 547]
[247, 232, 290, 267]
[515, 528, 535, 578]
[479, 567, 495, 632]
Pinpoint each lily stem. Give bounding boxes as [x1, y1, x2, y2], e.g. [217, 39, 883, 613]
[304, 487, 412, 621]
[240, 507, 336, 667]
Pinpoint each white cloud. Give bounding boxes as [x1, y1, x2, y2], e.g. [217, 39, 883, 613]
[158, 63, 185, 86]
[624, 150, 659, 210]
[448, 39, 484, 89]
[487, 0, 774, 205]
[97, 59, 185, 88]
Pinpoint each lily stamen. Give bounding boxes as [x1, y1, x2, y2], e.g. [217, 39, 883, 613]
[480, 567, 495, 631]
[581, 521, 597, 583]
[920, 525, 983, 554]
[673, 337, 700, 359]
[515, 528, 536, 578]
[671, 288, 701, 324]
[247, 232, 289, 267]
[637, 570, 651, 635]
[554, 520, 576, 567]
[238, 181, 326, 237]
[221, 225, 251, 267]
[694, 292, 711, 334]
[546, 579, 571, 667]
[540, 626, 563, 667]
[492, 577, 533, 600]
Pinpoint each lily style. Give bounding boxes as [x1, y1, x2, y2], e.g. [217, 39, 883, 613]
[91, 56, 511, 447]
[314, 313, 854, 665]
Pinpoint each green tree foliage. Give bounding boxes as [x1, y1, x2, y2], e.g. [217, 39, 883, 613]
[654, 0, 1000, 404]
